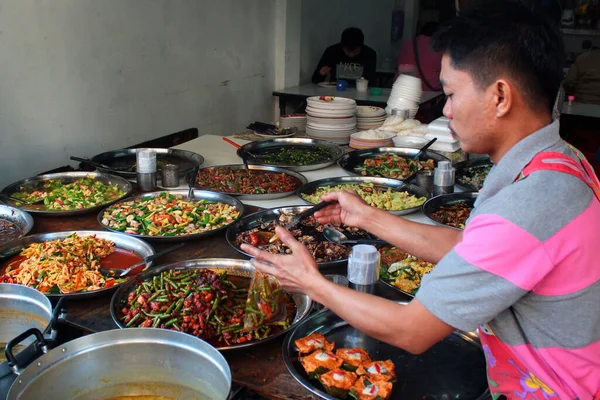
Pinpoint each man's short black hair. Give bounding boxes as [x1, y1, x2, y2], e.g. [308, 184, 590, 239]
[432, 0, 564, 114]
[341, 27, 364, 51]
[420, 21, 439, 37]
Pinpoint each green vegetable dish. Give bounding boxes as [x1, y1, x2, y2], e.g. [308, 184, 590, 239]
[101, 192, 241, 237]
[302, 183, 426, 211]
[10, 177, 125, 211]
[251, 146, 332, 166]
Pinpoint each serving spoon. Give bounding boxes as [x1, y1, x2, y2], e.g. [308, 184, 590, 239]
[100, 243, 185, 278]
[323, 227, 387, 246]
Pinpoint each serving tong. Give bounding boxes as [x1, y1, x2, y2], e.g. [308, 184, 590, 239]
[267, 201, 332, 243]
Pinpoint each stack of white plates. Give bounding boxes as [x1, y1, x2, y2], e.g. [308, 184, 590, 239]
[305, 96, 357, 145]
[356, 106, 386, 131]
[425, 116, 461, 152]
[385, 74, 422, 118]
[280, 114, 307, 132]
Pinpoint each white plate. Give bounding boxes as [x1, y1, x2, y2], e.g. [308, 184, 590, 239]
[306, 96, 357, 108]
[356, 106, 386, 117]
[317, 82, 337, 88]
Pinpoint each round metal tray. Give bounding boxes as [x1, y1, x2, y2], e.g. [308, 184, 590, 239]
[1, 172, 133, 217]
[422, 192, 479, 230]
[455, 158, 493, 191]
[283, 302, 490, 400]
[110, 258, 312, 351]
[337, 147, 450, 180]
[98, 190, 244, 241]
[237, 138, 344, 172]
[225, 205, 370, 269]
[185, 164, 308, 201]
[0, 230, 154, 300]
[90, 148, 204, 180]
[296, 176, 429, 216]
[0, 205, 34, 246]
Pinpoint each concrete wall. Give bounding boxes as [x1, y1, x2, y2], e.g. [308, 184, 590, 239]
[300, 0, 396, 84]
[0, 0, 276, 187]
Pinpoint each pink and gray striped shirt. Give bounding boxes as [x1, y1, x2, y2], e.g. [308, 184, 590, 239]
[417, 121, 600, 399]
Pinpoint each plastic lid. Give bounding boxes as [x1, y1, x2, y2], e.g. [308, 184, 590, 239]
[136, 149, 157, 173]
[347, 245, 380, 285]
[437, 161, 453, 171]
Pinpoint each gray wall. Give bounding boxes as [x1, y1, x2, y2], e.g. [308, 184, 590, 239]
[0, 0, 276, 187]
[300, 0, 396, 84]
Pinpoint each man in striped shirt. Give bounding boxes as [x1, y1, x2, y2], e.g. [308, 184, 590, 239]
[242, 1, 600, 398]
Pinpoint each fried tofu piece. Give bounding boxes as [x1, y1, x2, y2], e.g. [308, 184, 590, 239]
[295, 333, 335, 355]
[335, 348, 372, 370]
[299, 350, 343, 376]
[319, 368, 358, 399]
[355, 360, 396, 382]
[350, 376, 394, 400]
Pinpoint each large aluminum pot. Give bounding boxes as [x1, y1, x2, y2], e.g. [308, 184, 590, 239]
[7, 328, 231, 400]
[0, 284, 52, 352]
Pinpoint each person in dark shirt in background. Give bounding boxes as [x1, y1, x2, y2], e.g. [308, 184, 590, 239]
[311, 27, 377, 84]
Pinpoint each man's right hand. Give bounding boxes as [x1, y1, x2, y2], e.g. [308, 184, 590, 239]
[319, 65, 331, 76]
[314, 190, 371, 229]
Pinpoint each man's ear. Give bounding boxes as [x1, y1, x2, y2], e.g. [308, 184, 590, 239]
[492, 79, 512, 118]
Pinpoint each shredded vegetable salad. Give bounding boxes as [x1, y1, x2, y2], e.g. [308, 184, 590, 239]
[11, 177, 125, 211]
[301, 183, 426, 211]
[0, 234, 125, 294]
[194, 167, 301, 195]
[101, 192, 241, 237]
[358, 153, 434, 179]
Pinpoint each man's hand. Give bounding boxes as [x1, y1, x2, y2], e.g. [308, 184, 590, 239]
[314, 190, 372, 229]
[319, 65, 331, 76]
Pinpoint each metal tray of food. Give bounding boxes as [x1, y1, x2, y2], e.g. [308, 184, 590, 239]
[1, 172, 133, 217]
[90, 148, 204, 180]
[455, 158, 493, 191]
[237, 138, 344, 172]
[185, 164, 308, 201]
[378, 245, 436, 298]
[226, 206, 371, 269]
[297, 176, 429, 216]
[0, 230, 154, 300]
[283, 302, 490, 400]
[110, 258, 312, 351]
[337, 147, 450, 180]
[422, 192, 479, 230]
[0, 205, 34, 246]
[98, 190, 244, 241]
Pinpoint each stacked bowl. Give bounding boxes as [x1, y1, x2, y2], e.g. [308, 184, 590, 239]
[385, 74, 423, 118]
[280, 114, 307, 132]
[356, 106, 386, 131]
[306, 96, 357, 145]
[349, 130, 395, 149]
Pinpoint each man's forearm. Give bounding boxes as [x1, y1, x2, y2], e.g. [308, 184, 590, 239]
[358, 207, 462, 263]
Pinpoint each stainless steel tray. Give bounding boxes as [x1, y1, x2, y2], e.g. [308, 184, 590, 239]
[98, 190, 244, 241]
[337, 147, 450, 180]
[185, 164, 308, 200]
[455, 158, 493, 191]
[90, 148, 204, 180]
[110, 258, 312, 351]
[1, 172, 133, 217]
[422, 192, 479, 230]
[225, 205, 371, 269]
[237, 138, 344, 172]
[283, 302, 490, 400]
[0, 205, 34, 245]
[297, 176, 429, 216]
[0, 230, 154, 300]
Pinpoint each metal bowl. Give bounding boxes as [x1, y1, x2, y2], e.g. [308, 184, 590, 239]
[226, 205, 370, 269]
[297, 176, 429, 216]
[422, 192, 479, 230]
[110, 258, 312, 351]
[337, 147, 450, 180]
[185, 164, 308, 200]
[1, 172, 133, 217]
[7, 328, 231, 400]
[0, 230, 155, 300]
[0, 205, 34, 246]
[237, 138, 345, 172]
[98, 190, 244, 241]
[283, 301, 490, 400]
[455, 157, 493, 191]
[90, 148, 204, 180]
